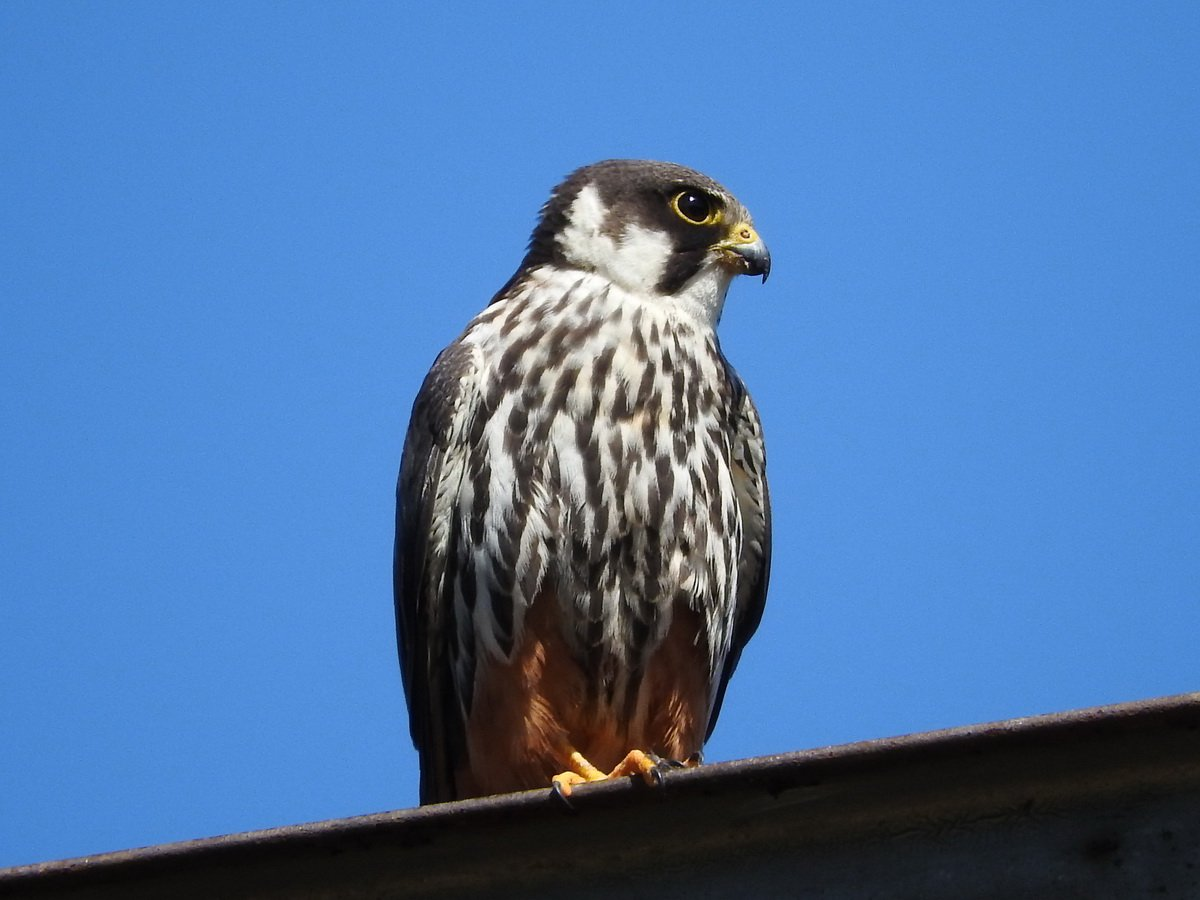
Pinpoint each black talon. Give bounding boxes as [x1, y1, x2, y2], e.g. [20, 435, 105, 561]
[643, 751, 691, 789]
[551, 781, 577, 811]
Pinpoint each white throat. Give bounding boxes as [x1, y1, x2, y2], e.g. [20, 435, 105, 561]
[556, 184, 733, 329]
[671, 259, 734, 328]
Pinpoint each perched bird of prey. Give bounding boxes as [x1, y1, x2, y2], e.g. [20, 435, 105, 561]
[395, 159, 771, 804]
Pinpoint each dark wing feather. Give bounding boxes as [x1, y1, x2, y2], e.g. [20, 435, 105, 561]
[394, 339, 479, 803]
[705, 383, 771, 740]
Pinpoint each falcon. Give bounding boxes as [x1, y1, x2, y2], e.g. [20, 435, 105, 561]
[394, 159, 771, 804]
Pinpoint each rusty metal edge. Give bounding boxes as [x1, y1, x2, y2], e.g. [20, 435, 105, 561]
[2, 691, 1198, 890]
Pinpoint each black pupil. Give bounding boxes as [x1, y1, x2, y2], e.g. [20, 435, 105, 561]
[677, 191, 711, 223]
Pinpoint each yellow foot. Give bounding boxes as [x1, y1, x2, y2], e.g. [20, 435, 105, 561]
[551, 751, 609, 798]
[551, 748, 689, 797]
[606, 749, 660, 786]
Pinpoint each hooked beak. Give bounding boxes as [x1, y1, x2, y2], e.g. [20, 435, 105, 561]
[712, 222, 771, 283]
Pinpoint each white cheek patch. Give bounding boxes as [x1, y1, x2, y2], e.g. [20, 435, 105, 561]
[555, 181, 734, 329]
[557, 185, 674, 296]
[558, 185, 617, 273]
[614, 223, 671, 294]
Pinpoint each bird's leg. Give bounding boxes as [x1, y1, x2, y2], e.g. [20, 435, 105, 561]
[626, 750, 704, 785]
[552, 747, 699, 797]
[605, 749, 661, 785]
[551, 750, 610, 797]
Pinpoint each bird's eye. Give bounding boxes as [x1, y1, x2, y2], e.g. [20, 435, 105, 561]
[671, 190, 721, 226]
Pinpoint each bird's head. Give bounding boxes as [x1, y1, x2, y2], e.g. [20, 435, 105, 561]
[514, 159, 770, 326]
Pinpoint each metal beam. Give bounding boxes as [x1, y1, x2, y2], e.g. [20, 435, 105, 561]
[4, 693, 1199, 898]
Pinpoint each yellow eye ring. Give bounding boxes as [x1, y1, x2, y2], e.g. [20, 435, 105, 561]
[671, 190, 723, 226]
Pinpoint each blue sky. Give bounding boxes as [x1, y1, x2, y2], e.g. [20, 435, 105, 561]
[2, 3, 1198, 869]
